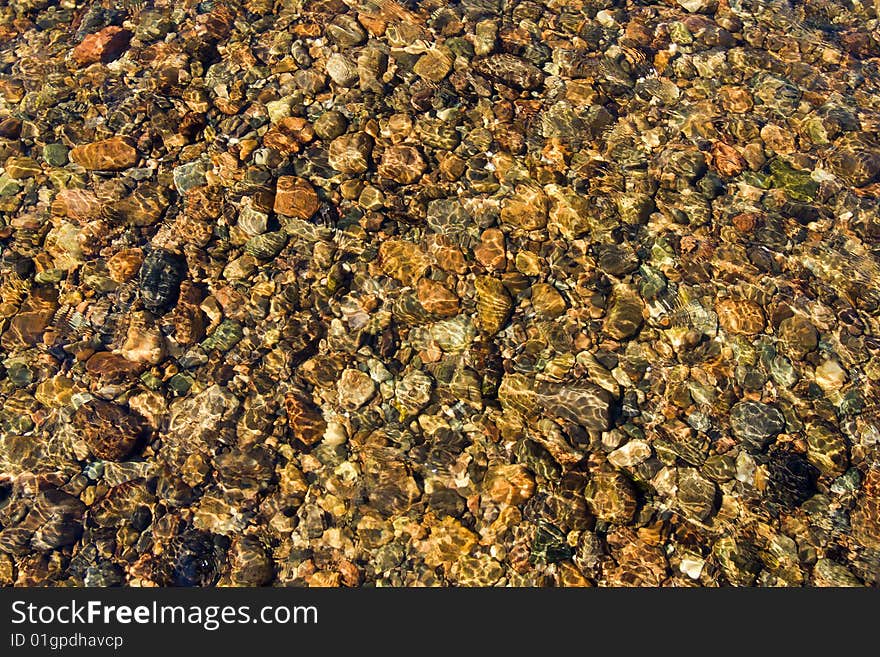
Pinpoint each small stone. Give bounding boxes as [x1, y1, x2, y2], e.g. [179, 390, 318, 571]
[274, 176, 320, 219]
[120, 311, 166, 365]
[676, 0, 718, 13]
[730, 401, 785, 452]
[718, 86, 753, 113]
[483, 464, 535, 506]
[285, 391, 327, 446]
[417, 278, 459, 317]
[815, 359, 847, 394]
[805, 422, 849, 477]
[474, 228, 506, 271]
[584, 471, 637, 524]
[71, 26, 131, 66]
[338, 369, 375, 411]
[499, 373, 611, 433]
[4, 157, 41, 179]
[326, 53, 359, 87]
[676, 468, 717, 521]
[70, 137, 138, 171]
[43, 143, 69, 167]
[139, 249, 186, 315]
[604, 284, 644, 340]
[379, 239, 431, 287]
[474, 54, 544, 90]
[172, 160, 208, 194]
[73, 399, 146, 461]
[710, 141, 747, 177]
[414, 47, 453, 82]
[778, 316, 818, 358]
[716, 298, 765, 335]
[229, 536, 274, 586]
[765, 452, 819, 509]
[813, 559, 862, 587]
[265, 98, 292, 123]
[328, 132, 373, 174]
[531, 283, 567, 318]
[263, 116, 313, 154]
[85, 352, 145, 385]
[377, 145, 425, 184]
[313, 111, 348, 141]
[608, 440, 652, 468]
[0, 174, 21, 196]
[852, 469, 880, 548]
[395, 370, 433, 416]
[0, 116, 21, 139]
[501, 185, 548, 230]
[326, 14, 366, 47]
[474, 276, 513, 335]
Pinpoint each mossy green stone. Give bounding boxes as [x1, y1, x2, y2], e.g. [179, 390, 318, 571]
[202, 320, 244, 352]
[769, 159, 818, 202]
[43, 143, 69, 167]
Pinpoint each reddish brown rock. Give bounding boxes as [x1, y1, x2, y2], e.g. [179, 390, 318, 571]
[51, 189, 102, 222]
[70, 137, 138, 171]
[107, 248, 144, 283]
[377, 145, 426, 184]
[168, 280, 207, 346]
[417, 278, 460, 317]
[184, 185, 224, 222]
[71, 27, 132, 66]
[263, 117, 314, 154]
[73, 399, 145, 461]
[474, 228, 506, 271]
[328, 132, 373, 173]
[273, 176, 320, 219]
[501, 185, 548, 230]
[85, 352, 146, 384]
[710, 141, 747, 177]
[716, 298, 765, 335]
[285, 391, 327, 446]
[0, 286, 58, 349]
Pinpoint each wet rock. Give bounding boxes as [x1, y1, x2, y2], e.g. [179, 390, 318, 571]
[676, 469, 717, 521]
[139, 249, 187, 315]
[378, 145, 426, 185]
[501, 185, 548, 230]
[417, 278, 459, 317]
[474, 54, 545, 90]
[72, 26, 131, 66]
[284, 391, 327, 446]
[730, 401, 785, 452]
[765, 451, 819, 509]
[584, 471, 637, 524]
[73, 399, 147, 461]
[499, 373, 611, 433]
[474, 276, 512, 335]
[604, 285, 644, 340]
[338, 369, 375, 411]
[716, 298, 765, 335]
[852, 469, 880, 549]
[805, 422, 849, 477]
[274, 176, 319, 219]
[70, 137, 137, 171]
[329, 132, 373, 174]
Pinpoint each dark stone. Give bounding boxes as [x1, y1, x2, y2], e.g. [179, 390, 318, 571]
[139, 249, 187, 315]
